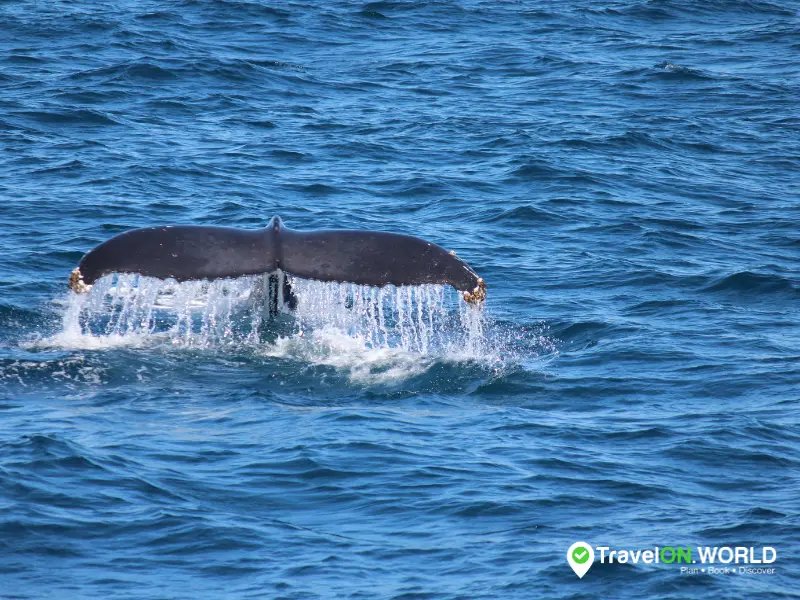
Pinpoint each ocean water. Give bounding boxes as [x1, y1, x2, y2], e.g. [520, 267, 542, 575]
[1, 1, 798, 598]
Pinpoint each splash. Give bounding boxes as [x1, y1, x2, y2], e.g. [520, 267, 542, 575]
[43, 273, 490, 363]
[26, 274, 560, 385]
[289, 278, 486, 357]
[50, 274, 259, 350]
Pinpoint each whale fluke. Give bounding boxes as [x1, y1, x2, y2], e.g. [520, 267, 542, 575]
[69, 216, 486, 303]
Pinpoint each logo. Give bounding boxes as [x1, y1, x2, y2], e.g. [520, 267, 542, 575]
[567, 541, 594, 578]
[566, 542, 777, 579]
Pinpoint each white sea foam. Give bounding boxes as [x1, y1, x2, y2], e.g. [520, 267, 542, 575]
[262, 326, 437, 384]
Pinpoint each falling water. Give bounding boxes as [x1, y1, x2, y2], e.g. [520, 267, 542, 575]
[54, 272, 487, 358]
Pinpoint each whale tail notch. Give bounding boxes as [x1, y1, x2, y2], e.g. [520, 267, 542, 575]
[69, 216, 486, 304]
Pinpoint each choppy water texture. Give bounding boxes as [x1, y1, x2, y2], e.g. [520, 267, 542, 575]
[1, 1, 799, 598]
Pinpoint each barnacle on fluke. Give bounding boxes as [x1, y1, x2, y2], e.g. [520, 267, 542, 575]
[462, 278, 487, 305]
[69, 267, 91, 294]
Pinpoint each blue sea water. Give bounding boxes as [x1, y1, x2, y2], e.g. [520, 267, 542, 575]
[1, 0, 798, 598]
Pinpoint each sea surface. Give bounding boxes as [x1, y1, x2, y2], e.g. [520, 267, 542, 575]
[1, 1, 798, 598]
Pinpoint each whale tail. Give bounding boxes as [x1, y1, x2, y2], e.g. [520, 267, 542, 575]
[69, 216, 486, 304]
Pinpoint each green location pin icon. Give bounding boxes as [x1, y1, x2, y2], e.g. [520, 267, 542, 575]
[567, 542, 594, 578]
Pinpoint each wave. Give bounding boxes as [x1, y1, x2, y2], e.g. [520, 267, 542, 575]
[703, 271, 796, 294]
[67, 62, 178, 83]
[486, 205, 567, 225]
[13, 109, 121, 127]
[590, 0, 794, 18]
[504, 160, 565, 181]
[652, 61, 714, 80]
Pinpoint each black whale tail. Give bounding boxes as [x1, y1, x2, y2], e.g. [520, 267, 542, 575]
[69, 216, 486, 303]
